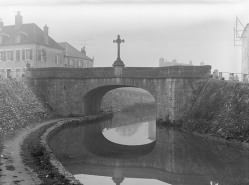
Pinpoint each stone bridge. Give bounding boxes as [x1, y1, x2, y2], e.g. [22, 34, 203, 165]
[28, 65, 211, 122]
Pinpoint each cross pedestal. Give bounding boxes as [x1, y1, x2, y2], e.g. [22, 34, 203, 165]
[113, 35, 125, 75]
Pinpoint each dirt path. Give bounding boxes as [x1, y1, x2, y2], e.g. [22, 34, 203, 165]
[0, 119, 62, 185]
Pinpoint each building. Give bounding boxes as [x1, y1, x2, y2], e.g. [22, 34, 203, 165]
[159, 57, 205, 67]
[0, 12, 93, 78]
[59, 43, 93, 68]
[159, 57, 193, 67]
[241, 23, 249, 77]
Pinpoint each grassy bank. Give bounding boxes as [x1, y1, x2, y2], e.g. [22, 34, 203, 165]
[182, 79, 249, 143]
[21, 122, 78, 185]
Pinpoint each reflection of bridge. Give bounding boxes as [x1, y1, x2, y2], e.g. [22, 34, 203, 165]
[100, 113, 155, 130]
[110, 89, 154, 101]
[29, 65, 211, 122]
[49, 116, 249, 185]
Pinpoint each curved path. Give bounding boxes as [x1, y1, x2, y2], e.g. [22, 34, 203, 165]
[0, 119, 62, 185]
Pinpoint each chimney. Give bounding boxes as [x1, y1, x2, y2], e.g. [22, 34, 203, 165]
[44, 25, 49, 44]
[15, 11, 22, 29]
[81, 46, 86, 55]
[0, 18, 3, 30]
[159, 57, 165, 67]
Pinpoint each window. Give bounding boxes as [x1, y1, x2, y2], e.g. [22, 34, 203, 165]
[16, 68, 21, 77]
[0, 51, 6, 61]
[55, 54, 60, 64]
[15, 35, 21, 43]
[16, 50, 20, 61]
[78, 60, 82, 68]
[69, 59, 74, 67]
[0, 68, 4, 78]
[22, 49, 33, 60]
[83, 60, 87, 68]
[6, 51, 13, 61]
[40, 49, 46, 61]
[6, 68, 11, 78]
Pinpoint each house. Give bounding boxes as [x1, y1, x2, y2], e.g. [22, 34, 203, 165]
[159, 57, 205, 67]
[159, 57, 193, 67]
[58, 42, 93, 68]
[0, 12, 93, 78]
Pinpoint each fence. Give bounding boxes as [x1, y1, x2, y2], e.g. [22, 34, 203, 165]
[212, 70, 248, 83]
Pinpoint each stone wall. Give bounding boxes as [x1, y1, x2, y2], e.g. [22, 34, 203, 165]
[182, 79, 249, 142]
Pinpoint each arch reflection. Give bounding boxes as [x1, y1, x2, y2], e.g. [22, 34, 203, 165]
[49, 113, 249, 185]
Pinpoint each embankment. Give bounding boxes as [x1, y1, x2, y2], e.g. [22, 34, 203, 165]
[182, 79, 249, 143]
[0, 78, 54, 134]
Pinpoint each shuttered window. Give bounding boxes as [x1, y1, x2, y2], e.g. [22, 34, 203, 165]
[6, 50, 13, 61]
[55, 54, 60, 64]
[22, 49, 33, 60]
[16, 50, 20, 61]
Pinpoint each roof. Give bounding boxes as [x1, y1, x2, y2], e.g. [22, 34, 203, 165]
[0, 23, 64, 50]
[59, 42, 93, 61]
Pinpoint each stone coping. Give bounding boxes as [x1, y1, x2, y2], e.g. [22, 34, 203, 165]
[40, 118, 84, 185]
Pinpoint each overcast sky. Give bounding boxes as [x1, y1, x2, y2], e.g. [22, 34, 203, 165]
[0, 0, 248, 74]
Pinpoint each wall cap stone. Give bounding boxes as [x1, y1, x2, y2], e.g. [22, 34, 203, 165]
[40, 118, 84, 185]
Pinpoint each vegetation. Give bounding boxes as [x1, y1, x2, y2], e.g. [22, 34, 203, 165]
[182, 79, 249, 143]
[121, 102, 156, 115]
[21, 123, 78, 185]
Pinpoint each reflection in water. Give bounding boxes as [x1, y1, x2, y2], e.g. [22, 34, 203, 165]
[103, 120, 156, 145]
[49, 112, 249, 185]
[115, 122, 143, 137]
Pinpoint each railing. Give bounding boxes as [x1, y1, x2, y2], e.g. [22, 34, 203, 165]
[212, 70, 249, 83]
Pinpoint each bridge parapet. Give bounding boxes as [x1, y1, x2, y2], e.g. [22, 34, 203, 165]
[123, 66, 211, 78]
[28, 65, 211, 79]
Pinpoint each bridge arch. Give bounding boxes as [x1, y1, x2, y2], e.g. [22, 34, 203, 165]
[83, 85, 156, 116]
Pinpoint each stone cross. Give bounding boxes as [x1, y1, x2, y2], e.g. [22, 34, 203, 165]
[113, 35, 124, 61]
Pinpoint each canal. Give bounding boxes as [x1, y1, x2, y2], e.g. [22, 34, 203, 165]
[49, 111, 249, 185]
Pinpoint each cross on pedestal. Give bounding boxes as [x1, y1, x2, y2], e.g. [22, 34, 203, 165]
[113, 35, 125, 67]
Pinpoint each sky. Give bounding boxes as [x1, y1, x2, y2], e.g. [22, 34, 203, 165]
[0, 0, 248, 74]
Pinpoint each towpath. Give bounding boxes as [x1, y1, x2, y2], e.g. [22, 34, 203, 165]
[0, 119, 62, 185]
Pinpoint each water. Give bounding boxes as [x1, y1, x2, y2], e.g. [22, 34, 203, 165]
[49, 112, 249, 185]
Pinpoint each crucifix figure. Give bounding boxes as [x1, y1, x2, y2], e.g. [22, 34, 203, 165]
[113, 35, 125, 65]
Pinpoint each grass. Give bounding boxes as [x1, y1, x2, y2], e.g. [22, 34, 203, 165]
[21, 122, 77, 185]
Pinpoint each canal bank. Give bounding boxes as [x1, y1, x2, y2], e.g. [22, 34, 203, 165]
[0, 115, 109, 185]
[0, 118, 61, 185]
[182, 79, 249, 144]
